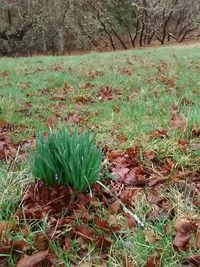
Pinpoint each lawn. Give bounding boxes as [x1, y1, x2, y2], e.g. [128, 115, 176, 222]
[0, 45, 200, 266]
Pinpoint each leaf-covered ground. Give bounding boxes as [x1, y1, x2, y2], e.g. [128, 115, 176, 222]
[0, 45, 200, 266]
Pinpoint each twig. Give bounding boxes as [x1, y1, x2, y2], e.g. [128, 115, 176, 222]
[97, 181, 144, 228]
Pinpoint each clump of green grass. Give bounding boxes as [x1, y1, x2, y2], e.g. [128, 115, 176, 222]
[31, 128, 102, 191]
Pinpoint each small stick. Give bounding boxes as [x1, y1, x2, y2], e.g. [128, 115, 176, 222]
[97, 181, 144, 228]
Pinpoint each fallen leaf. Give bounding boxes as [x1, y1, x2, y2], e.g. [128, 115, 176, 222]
[98, 86, 113, 101]
[182, 256, 200, 267]
[170, 114, 187, 131]
[125, 213, 136, 229]
[0, 71, 9, 78]
[111, 167, 129, 180]
[65, 112, 84, 124]
[95, 217, 119, 233]
[12, 240, 27, 252]
[120, 189, 135, 205]
[0, 221, 16, 238]
[145, 252, 160, 267]
[165, 158, 174, 172]
[16, 250, 49, 267]
[73, 225, 96, 242]
[85, 70, 104, 79]
[196, 232, 200, 249]
[124, 167, 146, 186]
[150, 130, 168, 139]
[191, 123, 200, 138]
[173, 218, 197, 250]
[109, 200, 121, 214]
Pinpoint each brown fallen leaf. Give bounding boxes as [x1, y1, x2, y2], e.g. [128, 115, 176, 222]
[182, 255, 200, 267]
[73, 225, 96, 242]
[124, 167, 146, 186]
[98, 86, 114, 101]
[165, 158, 174, 172]
[150, 129, 168, 139]
[109, 200, 121, 214]
[65, 112, 84, 124]
[85, 70, 104, 79]
[16, 250, 49, 267]
[173, 218, 197, 250]
[0, 221, 16, 239]
[145, 253, 160, 267]
[120, 189, 135, 205]
[170, 114, 187, 132]
[191, 123, 200, 138]
[0, 71, 9, 78]
[95, 217, 119, 233]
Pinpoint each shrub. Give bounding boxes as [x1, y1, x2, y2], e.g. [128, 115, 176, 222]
[31, 128, 102, 191]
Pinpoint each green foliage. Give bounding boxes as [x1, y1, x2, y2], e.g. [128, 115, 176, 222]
[31, 128, 102, 191]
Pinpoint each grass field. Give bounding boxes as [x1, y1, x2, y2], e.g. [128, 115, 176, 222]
[0, 45, 200, 266]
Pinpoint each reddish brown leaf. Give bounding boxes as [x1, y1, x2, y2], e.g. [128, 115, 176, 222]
[0, 221, 16, 239]
[0, 71, 9, 78]
[177, 139, 189, 150]
[47, 115, 58, 127]
[0, 242, 12, 255]
[196, 232, 200, 249]
[65, 112, 84, 124]
[73, 225, 96, 242]
[109, 200, 121, 214]
[95, 217, 119, 233]
[150, 130, 168, 139]
[145, 257, 160, 267]
[16, 250, 49, 267]
[120, 189, 135, 205]
[85, 70, 104, 79]
[182, 256, 200, 267]
[98, 86, 113, 101]
[111, 167, 129, 180]
[191, 123, 200, 138]
[173, 218, 197, 250]
[124, 167, 146, 186]
[12, 240, 27, 252]
[64, 237, 71, 251]
[170, 114, 187, 131]
[125, 213, 136, 229]
[165, 158, 174, 172]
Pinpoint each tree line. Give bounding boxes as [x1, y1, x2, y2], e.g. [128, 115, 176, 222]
[0, 0, 199, 55]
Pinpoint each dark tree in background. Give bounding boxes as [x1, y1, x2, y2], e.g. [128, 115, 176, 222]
[0, 0, 199, 55]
